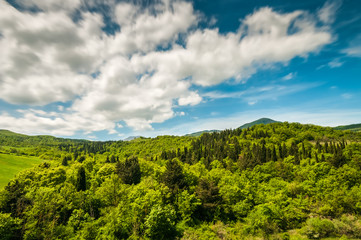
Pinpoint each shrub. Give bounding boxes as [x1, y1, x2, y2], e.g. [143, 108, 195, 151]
[302, 217, 335, 239]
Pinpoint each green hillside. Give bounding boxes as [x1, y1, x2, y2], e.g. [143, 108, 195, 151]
[334, 123, 361, 132]
[1, 122, 361, 239]
[0, 153, 43, 188]
[0, 129, 89, 147]
[186, 118, 278, 137]
[239, 117, 279, 129]
[185, 129, 220, 137]
[0, 129, 26, 137]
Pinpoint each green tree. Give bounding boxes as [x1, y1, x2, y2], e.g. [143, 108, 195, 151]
[195, 178, 222, 221]
[61, 155, 70, 166]
[161, 159, 187, 193]
[116, 156, 141, 185]
[76, 166, 87, 191]
[144, 205, 177, 240]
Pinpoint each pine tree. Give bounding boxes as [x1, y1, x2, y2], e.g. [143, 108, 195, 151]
[116, 156, 141, 185]
[161, 159, 187, 193]
[62, 156, 68, 166]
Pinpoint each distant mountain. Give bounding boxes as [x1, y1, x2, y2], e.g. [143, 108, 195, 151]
[334, 123, 361, 132]
[185, 130, 220, 137]
[186, 118, 279, 137]
[239, 118, 279, 129]
[123, 136, 142, 141]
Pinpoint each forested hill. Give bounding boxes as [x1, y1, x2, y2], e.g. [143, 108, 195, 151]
[0, 129, 90, 147]
[334, 123, 361, 132]
[238, 117, 279, 129]
[1, 122, 361, 239]
[185, 117, 277, 137]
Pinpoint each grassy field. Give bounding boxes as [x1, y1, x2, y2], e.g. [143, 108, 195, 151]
[0, 153, 43, 188]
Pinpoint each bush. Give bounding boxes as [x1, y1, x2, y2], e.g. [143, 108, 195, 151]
[302, 217, 335, 239]
[334, 215, 361, 238]
[0, 213, 22, 240]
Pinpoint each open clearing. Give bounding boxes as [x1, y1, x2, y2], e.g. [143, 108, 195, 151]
[0, 153, 43, 188]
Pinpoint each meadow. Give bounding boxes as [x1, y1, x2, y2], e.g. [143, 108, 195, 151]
[0, 153, 43, 188]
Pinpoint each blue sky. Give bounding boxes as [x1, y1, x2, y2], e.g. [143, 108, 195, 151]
[0, 0, 360, 140]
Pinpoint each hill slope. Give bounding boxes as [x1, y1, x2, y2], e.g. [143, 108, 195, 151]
[185, 129, 220, 137]
[334, 123, 361, 132]
[1, 122, 361, 239]
[186, 118, 278, 137]
[239, 117, 279, 129]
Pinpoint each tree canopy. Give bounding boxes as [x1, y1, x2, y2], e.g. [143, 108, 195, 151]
[1, 122, 361, 239]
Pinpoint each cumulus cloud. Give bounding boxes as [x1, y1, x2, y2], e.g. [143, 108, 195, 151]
[109, 0, 198, 55]
[0, 1, 104, 104]
[0, 0, 336, 136]
[0, 108, 117, 136]
[133, 7, 332, 87]
[14, 0, 81, 12]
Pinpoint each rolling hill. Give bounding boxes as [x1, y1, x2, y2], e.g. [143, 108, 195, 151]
[1, 120, 361, 239]
[334, 123, 361, 132]
[238, 117, 279, 129]
[186, 118, 278, 137]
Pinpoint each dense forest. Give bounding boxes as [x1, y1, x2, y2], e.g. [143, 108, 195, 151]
[1, 121, 361, 239]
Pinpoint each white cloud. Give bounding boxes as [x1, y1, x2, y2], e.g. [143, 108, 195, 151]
[344, 46, 361, 57]
[343, 34, 361, 58]
[14, 0, 81, 12]
[0, 1, 104, 104]
[318, 0, 341, 24]
[328, 58, 344, 68]
[109, 0, 198, 55]
[134, 7, 332, 87]
[0, 0, 336, 136]
[282, 72, 296, 81]
[178, 92, 202, 106]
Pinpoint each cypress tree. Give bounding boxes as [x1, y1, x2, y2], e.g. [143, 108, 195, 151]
[76, 166, 87, 191]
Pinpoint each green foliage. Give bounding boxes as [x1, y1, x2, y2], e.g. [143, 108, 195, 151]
[161, 159, 187, 194]
[302, 217, 336, 239]
[76, 166, 87, 191]
[0, 213, 22, 240]
[195, 178, 222, 221]
[0, 122, 361, 239]
[116, 156, 141, 185]
[176, 190, 201, 225]
[144, 204, 177, 239]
